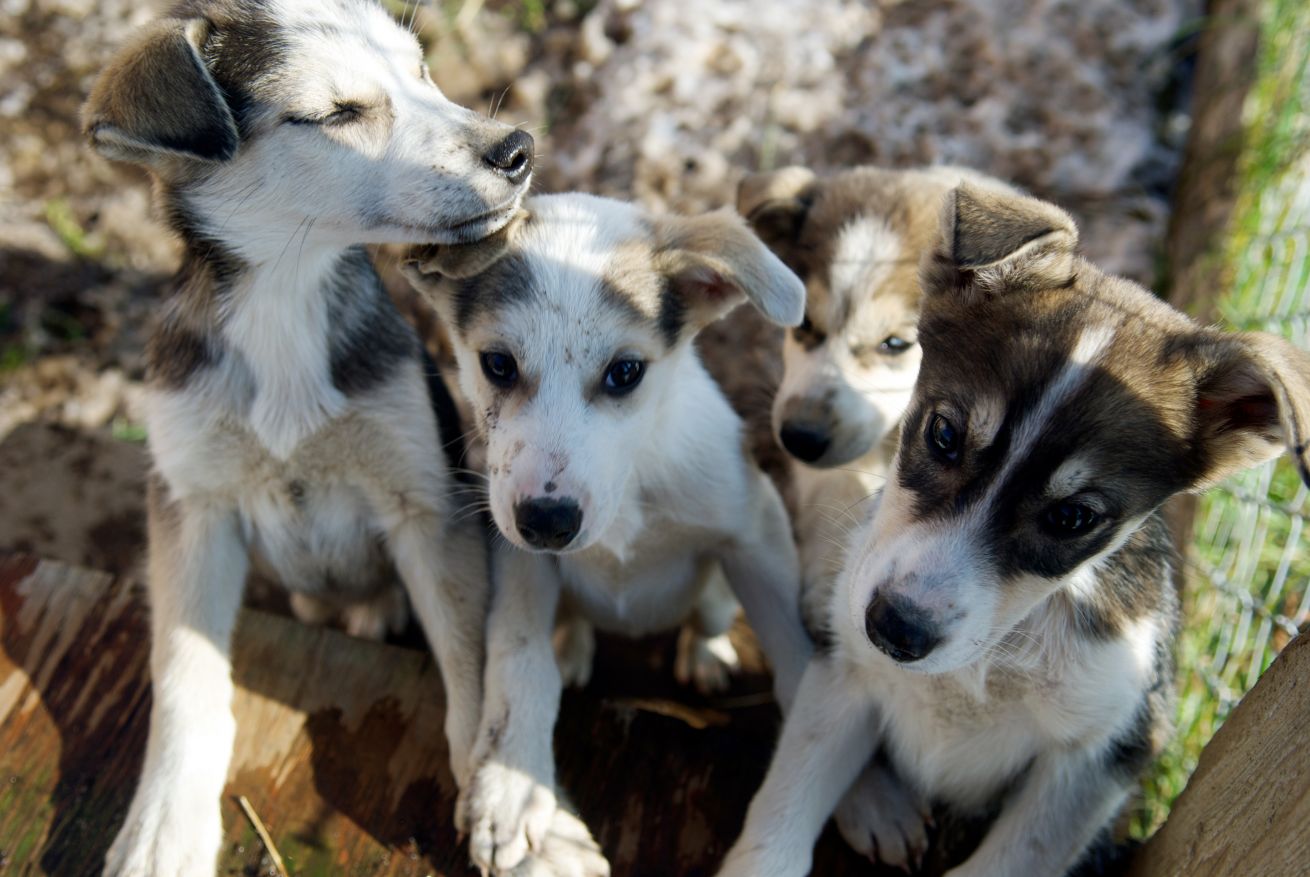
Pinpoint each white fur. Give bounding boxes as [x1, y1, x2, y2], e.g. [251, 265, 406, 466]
[104, 1, 531, 874]
[441, 194, 813, 876]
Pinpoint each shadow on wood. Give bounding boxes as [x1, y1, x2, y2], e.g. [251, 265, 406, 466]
[0, 554, 883, 876]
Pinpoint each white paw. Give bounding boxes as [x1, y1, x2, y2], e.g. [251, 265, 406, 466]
[508, 808, 610, 877]
[553, 618, 596, 689]
[834, 761, 930, 872]
[104, 785, 222, 877]
[674, 627, 740, 695]
[460, 760, 557, 873]
[289, 591, 335, 626]
[342, 586, 410, 640]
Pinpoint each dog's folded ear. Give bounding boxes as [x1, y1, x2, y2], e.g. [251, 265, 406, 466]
[82, 18, 238, 166]
[401, 210, 525, 289]
[654, 209, 806, 332]
[736, 166, 818, 265]
[926, 182, 1079, 299]
[1189, 330, 1310, 489]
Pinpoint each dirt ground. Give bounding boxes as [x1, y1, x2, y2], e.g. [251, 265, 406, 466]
[0, 0, 1198, 576]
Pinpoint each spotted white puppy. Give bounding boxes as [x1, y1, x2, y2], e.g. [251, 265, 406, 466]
[403, 193, 815, 876]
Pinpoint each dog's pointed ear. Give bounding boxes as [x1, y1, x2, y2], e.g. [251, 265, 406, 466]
[736, 166, 817, 265]
[82, 18, 238, 165]
[401, 210, 526, 290]
[654, 209, 805, 333]
[926, 183, 1079, 299]
[1189, 331, 1310, 489]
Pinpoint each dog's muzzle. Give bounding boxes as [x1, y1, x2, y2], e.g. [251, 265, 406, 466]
[865, 591, 942, 663]
[779, 420, 832, 463]
[514, 497, 582, 551]
[483, 130, 534, 185]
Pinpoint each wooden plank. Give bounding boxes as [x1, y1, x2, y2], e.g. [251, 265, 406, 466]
[1127, 630, 1310, 877]
[0, 555, 877, 876]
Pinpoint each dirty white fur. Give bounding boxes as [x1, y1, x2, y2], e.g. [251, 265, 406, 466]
[410, 193, 813, 876]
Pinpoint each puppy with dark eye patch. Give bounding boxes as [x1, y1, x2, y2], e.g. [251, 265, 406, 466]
[81, 1, 549, 874]
[718, 181, 1310, 877]
[402, 193, 815, 877]
[739, 165, 1025, 865]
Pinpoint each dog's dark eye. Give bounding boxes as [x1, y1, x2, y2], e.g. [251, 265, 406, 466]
[480, 351, 518, 388]
[1043, 501, 1101, 537]
[603, 359, 645, 396]
[927, 413, 962, 462]
[879, 335, 914, 355]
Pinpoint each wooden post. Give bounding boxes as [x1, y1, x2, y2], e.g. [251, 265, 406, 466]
[1127, 630, 1310, 876]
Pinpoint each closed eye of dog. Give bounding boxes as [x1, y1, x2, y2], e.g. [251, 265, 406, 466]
[285, 102, 366, 126]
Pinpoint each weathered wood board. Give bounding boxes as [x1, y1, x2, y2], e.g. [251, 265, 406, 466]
[0, 554, 878, 876]
[1126, 628, 1310, 877]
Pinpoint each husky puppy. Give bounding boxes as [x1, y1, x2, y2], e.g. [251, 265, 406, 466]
[740, 166, 1012, 864]
[737, 164, 997, 640]
[402, 193, 815, 876]
[83, 1, 537, 873]
[718, 182, 1310, 876]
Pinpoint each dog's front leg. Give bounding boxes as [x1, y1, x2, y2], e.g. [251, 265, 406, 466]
[105, 488, 248, 877]
[388, 510, 489, 789]
[945, 748, 1131, 877]
[719, 470, 812, 709]
[717, 656, 878, 877]
[461, 543, 574, 875]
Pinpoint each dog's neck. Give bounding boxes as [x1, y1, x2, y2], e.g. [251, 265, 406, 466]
[218, 237, 351, 458]
[164, 204, 382, 458]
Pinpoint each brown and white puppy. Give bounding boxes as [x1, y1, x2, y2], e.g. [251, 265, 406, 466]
[740, 167, 1020, 864]
[403, 193, 814, 876]
[719, 183, 1310, 877]
[82, 1, 545, 874]
[738, 164, 1002, 639]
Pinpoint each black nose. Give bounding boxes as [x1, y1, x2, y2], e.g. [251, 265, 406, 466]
[779, 421, 831, 463]
[865, 592, 941, 663]
[514, 497, 582, 550]
[483, 129, 534, 184]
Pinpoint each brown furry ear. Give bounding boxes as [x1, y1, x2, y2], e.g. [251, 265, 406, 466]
[1190, 331, 1310, 489]
[654, 209, 805, 332]
[83, 18, 238, 165]
[736, 166, 817, 265]
[927, 183, 1078, 297]
[402, 210, 526, 284]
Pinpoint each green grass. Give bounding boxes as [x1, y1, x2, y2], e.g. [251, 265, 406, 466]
[1133, 0, 1310, 837]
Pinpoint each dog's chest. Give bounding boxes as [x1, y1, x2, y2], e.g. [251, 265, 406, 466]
[559, 522, 722, 635]
[146, 373, 443, 598]
[874, 666, 1045, 807]
[867, 634, 1147, 808]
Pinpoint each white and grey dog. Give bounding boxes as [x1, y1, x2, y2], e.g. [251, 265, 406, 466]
[402, 193, 816, 876]
[719, 182, 1310, 876]
[83, 1, 535, 874]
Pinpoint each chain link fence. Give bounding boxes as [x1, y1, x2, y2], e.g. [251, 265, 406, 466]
[1139, 0, 1310, 833]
